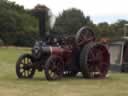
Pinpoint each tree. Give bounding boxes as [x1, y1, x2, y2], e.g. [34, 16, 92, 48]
[0, 0, 39, 46]
[95, 20, 128, 39]
[53, 8, 94, 35]
[97, 22, 111, 37]
[110, 20, 128, 39]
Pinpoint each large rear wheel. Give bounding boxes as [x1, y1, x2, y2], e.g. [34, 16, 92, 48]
[80, 42, 110, 78]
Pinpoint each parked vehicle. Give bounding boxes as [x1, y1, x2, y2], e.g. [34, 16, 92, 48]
[16, 26, 110, 80]
[16, 8, 110, 80]
[108, 37, 128, 72]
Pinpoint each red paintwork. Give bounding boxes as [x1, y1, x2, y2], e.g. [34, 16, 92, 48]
[50, 47, 64, 56]
[87, 44, 110, 77]
[50, 47, 73, 65]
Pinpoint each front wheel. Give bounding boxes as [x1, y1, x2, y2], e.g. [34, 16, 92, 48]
[45, 55, 64, 80]
[16, 54, 35, 79]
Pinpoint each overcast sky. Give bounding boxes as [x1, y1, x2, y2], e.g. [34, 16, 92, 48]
[9, 0, 128, 24]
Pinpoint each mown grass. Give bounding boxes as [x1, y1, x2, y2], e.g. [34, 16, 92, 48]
[0, 47, 128, 96]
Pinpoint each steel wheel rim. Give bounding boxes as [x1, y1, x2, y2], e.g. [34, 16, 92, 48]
[87, 45, 109, 78]
[17, 56, 34, 78]
[47, 57, 63, 80]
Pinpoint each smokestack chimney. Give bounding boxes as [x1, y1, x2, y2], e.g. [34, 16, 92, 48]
[33, 5, 49, 40]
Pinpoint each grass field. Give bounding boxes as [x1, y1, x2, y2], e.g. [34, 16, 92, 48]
[0, 47, 128, 96]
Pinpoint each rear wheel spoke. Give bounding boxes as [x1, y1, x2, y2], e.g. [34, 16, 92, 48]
[45, 56, 63, 80]
[86, 44, 110, 78]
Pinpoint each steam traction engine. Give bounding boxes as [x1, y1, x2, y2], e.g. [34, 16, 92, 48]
[16, 26, 110, 80]
[16, 6, 110, 80]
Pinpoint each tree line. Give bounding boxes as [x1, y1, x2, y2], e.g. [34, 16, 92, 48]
[0, 0, 39, 46]
[0, 0, 128, 46]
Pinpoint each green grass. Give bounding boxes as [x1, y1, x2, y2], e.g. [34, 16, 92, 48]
[0, 47, 128, 96]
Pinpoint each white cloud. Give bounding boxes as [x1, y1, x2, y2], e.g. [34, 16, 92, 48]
[9, 0, 128, 23]
[9, 0, 128, 16]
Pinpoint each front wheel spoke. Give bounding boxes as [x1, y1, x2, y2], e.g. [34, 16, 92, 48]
[22, 71, 25, 76]
[20, 68, 24, 73]
[25, 70, 29, 77]
[20, 64, 24, 68]
[49, 68, 58, 79]
[51, 72, 55, 77]
[28, 70, 31, 75]
[23, 58, 26, 64]
[27, 58, 30, 63]
[56, 68, 61, 75]
[21, 60, 25, 65]
[52, 72, 58, 79]
[29, 68, 32, 72]
[49, 70, 54, 76]
[24, 70, 27, 77]
[52, 65, 56, 71]
[25, 58, 28, 64]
